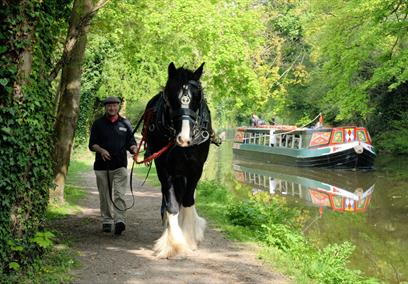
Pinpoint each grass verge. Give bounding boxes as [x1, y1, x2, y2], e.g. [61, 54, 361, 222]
[196, 180, 382, 284]
[3, 242, 78, 284]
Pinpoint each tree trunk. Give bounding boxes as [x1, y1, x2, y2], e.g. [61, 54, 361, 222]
[51, 0, 93, 203]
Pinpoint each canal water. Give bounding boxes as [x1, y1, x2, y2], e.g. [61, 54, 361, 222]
[202, 140, 408, 283]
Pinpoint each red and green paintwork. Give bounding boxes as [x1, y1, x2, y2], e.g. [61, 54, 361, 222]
[233, 125, 376, 168]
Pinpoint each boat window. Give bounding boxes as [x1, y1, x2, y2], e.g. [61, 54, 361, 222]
[357, 129, 367, 142]
[274, 132, 303, 149]
[242, 130, 271, 145]
[331, 130, 343, 144]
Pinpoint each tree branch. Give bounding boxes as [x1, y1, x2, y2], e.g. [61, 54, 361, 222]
[48, 0, 110, 82]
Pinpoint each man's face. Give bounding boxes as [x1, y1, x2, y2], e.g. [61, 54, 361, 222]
[105, 103, 119, 116]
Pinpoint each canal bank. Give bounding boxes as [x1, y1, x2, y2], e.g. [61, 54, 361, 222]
[202, 141, 408, 283]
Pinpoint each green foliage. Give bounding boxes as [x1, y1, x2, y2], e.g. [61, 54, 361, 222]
[260, 223, 305, 252]
[76, 0, 406, 153]
[303, 0, 408, 132]
[89, 0, 277, 128]
[30, 231, 55, 249]
[227, 200, 267, 227]
[262, 0, 315, 123]
[0, 0, 71, 275]
[76, 37, 114, 144]
[376, 110, 408, 153]
[197, 180, 381, 284]
[1, 241, 78, 284]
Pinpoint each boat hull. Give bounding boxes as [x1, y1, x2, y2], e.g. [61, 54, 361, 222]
[233, 142, 376, 169]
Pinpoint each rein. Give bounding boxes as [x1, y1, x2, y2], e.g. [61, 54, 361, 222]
[106, 110, 156, 212]
[133, 136, 175, 165]
[106, 164, 135, 212]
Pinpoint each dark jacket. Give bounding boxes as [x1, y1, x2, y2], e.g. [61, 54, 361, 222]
[89, 115, 137, 170]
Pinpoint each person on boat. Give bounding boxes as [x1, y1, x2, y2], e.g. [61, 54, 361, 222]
[251, 113, 260, 126]
[314, 114, 324, 128]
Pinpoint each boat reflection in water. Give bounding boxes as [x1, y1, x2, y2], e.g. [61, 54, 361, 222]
[233, 162, 375, 214]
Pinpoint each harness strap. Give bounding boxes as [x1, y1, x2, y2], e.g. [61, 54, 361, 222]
[172, 108, 197, 120]
[133, 135, 175, 164]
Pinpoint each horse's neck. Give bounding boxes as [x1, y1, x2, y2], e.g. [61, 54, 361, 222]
[152, 95, 174, 139]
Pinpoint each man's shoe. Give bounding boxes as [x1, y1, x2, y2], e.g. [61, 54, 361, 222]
[102, 223, 112, 233]
[114, 222, 126, 235]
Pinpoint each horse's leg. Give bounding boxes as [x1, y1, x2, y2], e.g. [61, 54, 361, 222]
[154, 175, 190, 258]
[160, 196, 166, 225]
[179, 176, 206, 250]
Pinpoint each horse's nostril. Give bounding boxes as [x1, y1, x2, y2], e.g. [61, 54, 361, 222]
[176, 135, 191, 146]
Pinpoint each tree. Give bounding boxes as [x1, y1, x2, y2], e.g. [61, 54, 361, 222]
[89, 0, 276, 127]
[52, 0, 109, 202]
[305, 0, 408, 122]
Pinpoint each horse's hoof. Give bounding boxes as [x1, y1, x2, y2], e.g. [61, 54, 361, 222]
[154, 244, 191, 259]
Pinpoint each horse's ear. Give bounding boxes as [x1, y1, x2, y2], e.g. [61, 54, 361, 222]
[168, 62, 177, 78]
[193, 62, 205, 80]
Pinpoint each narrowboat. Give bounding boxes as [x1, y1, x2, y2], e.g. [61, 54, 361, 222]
[233, 163, 374, 214]
[233, 123, 376, 169]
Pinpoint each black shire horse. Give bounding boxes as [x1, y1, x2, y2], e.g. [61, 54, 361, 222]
[142, 62, 212, 258]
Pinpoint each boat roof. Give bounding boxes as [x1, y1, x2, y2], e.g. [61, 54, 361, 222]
[237, 125, 366, 132]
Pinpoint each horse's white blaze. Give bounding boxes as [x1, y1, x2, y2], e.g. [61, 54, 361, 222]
[176, 89, 192, 147]
[180, 205, 206, 250]
[154, 212, 190, 258]
[177, 119, 191, 146]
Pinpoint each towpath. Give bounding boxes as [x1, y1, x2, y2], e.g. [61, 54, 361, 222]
[50, 169, 291, 284]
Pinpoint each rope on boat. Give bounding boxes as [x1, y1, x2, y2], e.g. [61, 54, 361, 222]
[277, 113, 322, 135]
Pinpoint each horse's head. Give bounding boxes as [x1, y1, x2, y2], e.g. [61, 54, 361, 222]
[163, 62, 208, 147]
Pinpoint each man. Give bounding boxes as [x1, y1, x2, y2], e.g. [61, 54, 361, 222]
[89, 96, 137, 235]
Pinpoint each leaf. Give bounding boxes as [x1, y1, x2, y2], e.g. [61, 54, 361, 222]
[9, 262, 20, 271]
[30, 231, 55, 249]
[0, 78, 9, 86]
[0, 45, 7, 54]
[1, 127, 12, 135]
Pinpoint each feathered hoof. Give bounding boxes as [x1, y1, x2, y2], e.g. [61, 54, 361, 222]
[153, 231, 191, 259]
[195, 216, 207, 243]
[182, 219, 206, 251]
[154, 240, 191, 259]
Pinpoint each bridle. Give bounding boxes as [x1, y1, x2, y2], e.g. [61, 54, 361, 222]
[133, 80, 211, 166]
[158, 80, 210, 146]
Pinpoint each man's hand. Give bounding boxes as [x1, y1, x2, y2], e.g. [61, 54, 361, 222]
[99, 148, 111, 161]
[130, 145, 138, 155]
[91, 144, 111, 161]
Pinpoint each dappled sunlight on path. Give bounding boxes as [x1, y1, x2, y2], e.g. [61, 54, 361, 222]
[50, 170, 291, 284]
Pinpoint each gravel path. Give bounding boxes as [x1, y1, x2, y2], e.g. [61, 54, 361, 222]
[51, 169, 291, 284]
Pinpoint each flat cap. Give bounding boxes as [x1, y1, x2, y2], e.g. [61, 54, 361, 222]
[103, 96, 121, 105]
